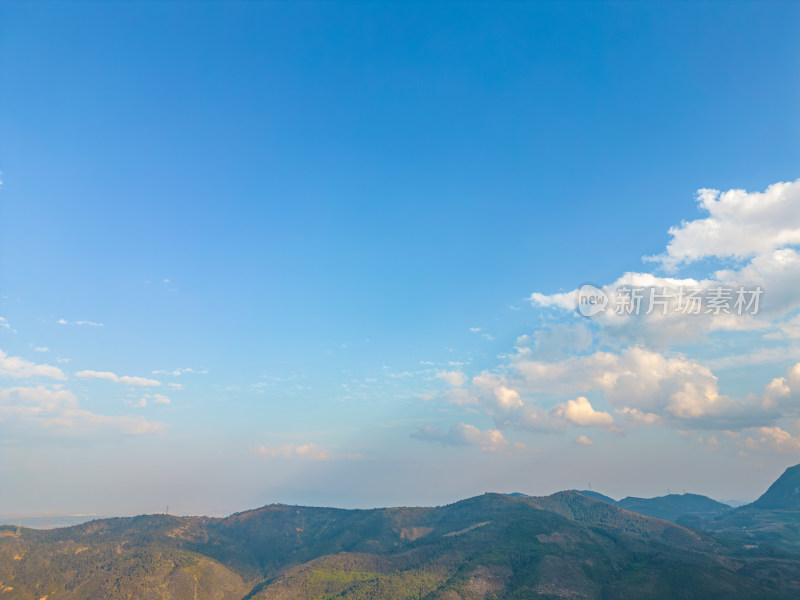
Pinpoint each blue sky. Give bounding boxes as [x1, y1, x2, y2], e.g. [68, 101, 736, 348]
[1, 1, 799, 516]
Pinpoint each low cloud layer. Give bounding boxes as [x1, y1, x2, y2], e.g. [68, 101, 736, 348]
[411, 423, 511, 453]
[0, 350, 66, 380]
[0, 386, 163, 435]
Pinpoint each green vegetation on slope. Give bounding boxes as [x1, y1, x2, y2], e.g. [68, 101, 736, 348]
[2, 479, 800, 600]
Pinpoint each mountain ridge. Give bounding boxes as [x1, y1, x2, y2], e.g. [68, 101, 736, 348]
[3, 467, 800, 599]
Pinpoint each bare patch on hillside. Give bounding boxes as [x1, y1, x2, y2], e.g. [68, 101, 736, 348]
[400, 526, 433, 541]
[443, 521, 491, 537]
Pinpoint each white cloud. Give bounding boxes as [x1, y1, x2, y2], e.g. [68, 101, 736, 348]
[706, 346, 800, 370]
[530, 269, 785, 348]
[427, 180, 800, 455]
[440, 344, 782, 438]
[761, 362, 800, 412]
[411, 423, 510, 453]
[118, 375, 160, 386]
[552, 396, 614, 427]
[766, 314, 800, 340]
[615, 407, 661, 426]
[135, 393, 171, 407]
[742, 426, 800, 454]
[33, 346, 50, 353]
[58, 319, 104, 327]
[251, 443, 332, 460]
[436, 371, 467, 387]
[528, 184, 800, 351]
[528, 291, 575, 311]
[514, 346, 769, 427]
[646, 180, 800, 270]
[75, 370, 160, 387]
[0, 386, 163, 435]
[152, 367, 208, 376]
[0, 350, 66, 380]
[575, 435, 595, 446]
[440, 372, 616, 435]
[0, 317, 9, 329]
[472, 373, 524, 412]
[715, 248, 800, 318]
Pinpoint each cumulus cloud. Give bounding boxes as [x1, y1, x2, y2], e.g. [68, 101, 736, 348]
[438, 343, 788, 439]
[472, 373, 524, 412]
[552, 396, 614, 427]
[0, 350, 66, 380]
[0, 386, 163, 434]
[742, 426, 800, 454]
[529, 183, 800, 350]
[514, 346, 772, 428]
[760, 362, 800, 412]
[575, 435, 595, 446]
[429, 180, 800, 454]
[439, 370, 616, 435]
[714, 248, 800, 319]
[411, 423, 510, 453]
[646, 180, 800, 270]
[75, 370, 160, 387]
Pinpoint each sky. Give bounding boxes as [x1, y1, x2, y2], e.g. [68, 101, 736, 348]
[1, 1, 800, 517]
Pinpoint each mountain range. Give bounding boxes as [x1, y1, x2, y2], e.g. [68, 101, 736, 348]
[569, 490, 732, 522]
[2, 465, 800, 599]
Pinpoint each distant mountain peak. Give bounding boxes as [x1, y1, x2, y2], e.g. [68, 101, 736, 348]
[572, 490, 618, 505]
[751, 463, 800, 510]
[615, 493, 730, 522]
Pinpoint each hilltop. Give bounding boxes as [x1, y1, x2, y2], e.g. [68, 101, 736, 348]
[751, 464, 800, 510]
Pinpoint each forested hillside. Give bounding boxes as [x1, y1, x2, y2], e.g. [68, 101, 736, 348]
[3, 488, 800, 600]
